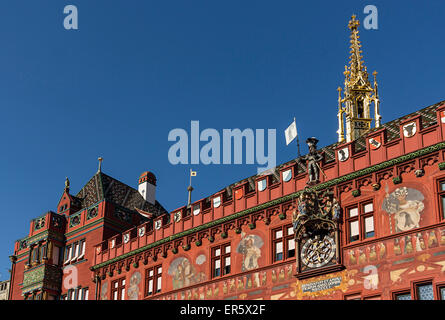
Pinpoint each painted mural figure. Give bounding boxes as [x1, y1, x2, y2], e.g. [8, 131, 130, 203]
[332, 198, 341, 221]
[237, 232, 264, 290]
[127, 271, 141, 300]
[100, 282, 108, 300]
[169, 257, 206, 290]
[382, 186, 425, 232]
[237, 232, 263, 271]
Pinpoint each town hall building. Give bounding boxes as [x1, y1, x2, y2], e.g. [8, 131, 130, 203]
[8, 16, 445, 300]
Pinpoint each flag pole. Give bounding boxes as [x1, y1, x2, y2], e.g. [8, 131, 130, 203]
[294, 117, 301, 158]
[294, 118, 306, 174]
[188, 169, 194, 208]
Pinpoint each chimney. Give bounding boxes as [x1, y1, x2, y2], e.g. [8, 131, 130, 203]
[138, 171, 157, 205]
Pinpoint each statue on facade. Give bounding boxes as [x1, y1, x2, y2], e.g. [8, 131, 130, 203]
[297, 137, 323, 185]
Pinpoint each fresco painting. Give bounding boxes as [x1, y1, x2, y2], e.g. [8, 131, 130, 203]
[127, 271, 141, 300]
[382, 186, 425, 233]
[169, 256, 206, 290]
[236, 232, 264, 272]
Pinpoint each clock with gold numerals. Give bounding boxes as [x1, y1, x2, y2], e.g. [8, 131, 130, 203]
[300, 235, 336, 269]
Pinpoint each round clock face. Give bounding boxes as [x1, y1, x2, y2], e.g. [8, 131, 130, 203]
[301, 235, 336, 269]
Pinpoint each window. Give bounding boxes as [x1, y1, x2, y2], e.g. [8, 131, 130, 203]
[415, 282, 434, 300]
[344, 293, 362, 300]
[65, 287, 88, 300]
[71, 243, 79, 262]
[393, 282, 436, 300]
[272, 225, 295, 262]
[80, 288, 89, 300]
[68, 289, 77, 300]
[363, 295, 381, 300]
[64, 245, 72, 264]
[31, 246, 40, 264]
[52, 246, 60, 266]
[145, 265, 162, 296]
[439, 287, 445, 300]
[345, 201, 375, 243]
[394, 292, 411, 300]
[64, 239, 86, 264]
[438, 180, 445, 219]
[111, 278, 126, 300]
[78, 240, 86, 260]
[211, 243, 231, 278]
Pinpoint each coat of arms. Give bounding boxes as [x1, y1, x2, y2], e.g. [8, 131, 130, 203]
[193, 204, 201, 216]
[258, 179, 267, 192]
[403, 122, 417, 138]
[369, 137, 381, 150]
[213, 196, 221, 208]
[234, 188, 244, 200]
[174, 211, 182, 222]
[282, 169, 292, 182]
[337, 147, 349, 162]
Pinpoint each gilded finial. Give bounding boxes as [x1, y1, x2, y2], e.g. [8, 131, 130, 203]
[98, 157, 103, 173]
[348, 15, 360, 30]
[65, 177, 70, 191]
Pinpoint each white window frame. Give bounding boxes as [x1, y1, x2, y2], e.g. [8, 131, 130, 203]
[78, 240, 86, 260]
[64, 246, 72, 264]
[70, 242, 79, 262]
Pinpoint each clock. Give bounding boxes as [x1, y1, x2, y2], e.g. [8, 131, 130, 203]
[301, 235, 336, 269]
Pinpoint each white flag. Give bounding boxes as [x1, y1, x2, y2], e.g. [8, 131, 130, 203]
[285, 120, 297, 145]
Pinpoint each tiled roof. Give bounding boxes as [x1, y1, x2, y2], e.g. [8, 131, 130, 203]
[75, 172, 167, 216]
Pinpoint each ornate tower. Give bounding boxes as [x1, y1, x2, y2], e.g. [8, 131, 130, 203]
[337, 15, 381, 143]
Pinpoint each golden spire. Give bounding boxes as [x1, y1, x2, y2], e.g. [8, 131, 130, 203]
[337, 15, 381, 143]
[347, 15, 369, 87]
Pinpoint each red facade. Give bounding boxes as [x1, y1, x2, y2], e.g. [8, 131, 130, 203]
[8, 101, 445, 300]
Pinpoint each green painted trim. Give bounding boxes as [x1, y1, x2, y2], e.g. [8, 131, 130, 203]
[65, 214, 132, 238]
[66, 224, 105, 242]
[16, 230, 64, 248]
[91, 141, 445, 270]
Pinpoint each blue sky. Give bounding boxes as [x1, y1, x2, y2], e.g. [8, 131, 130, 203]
[0, 0, 444, 281]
